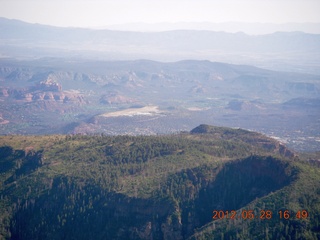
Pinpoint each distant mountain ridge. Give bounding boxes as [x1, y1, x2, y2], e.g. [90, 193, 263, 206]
[1, 17, 320, 74]
[2, 18, 320, 34]
[103, 21, 320, 34]
[1, 17, 319, 52]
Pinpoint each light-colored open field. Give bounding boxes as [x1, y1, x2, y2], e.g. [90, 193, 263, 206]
[100, 105, 163, 117]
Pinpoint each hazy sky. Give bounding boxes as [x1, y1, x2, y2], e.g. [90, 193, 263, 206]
[1, 0, 320, 28]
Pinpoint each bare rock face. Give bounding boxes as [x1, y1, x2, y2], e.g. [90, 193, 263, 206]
[0, 113, 9, 125]
[189, 85, 206, 94]
[278, 143, 295, 158]
[161, 211, 183, 240]
[100, 92, 136, 105]
[0, 78, 87, 105]
[130, 222, 153, 240]
[0, 88, 9, 97]
[35, 79, 62, 92]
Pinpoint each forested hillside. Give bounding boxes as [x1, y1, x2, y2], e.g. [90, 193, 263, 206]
[0, 125, 319, 239]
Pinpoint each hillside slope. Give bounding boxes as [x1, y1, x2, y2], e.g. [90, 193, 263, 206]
[0, 125, 319, 239]
[1, 59, 319, 151]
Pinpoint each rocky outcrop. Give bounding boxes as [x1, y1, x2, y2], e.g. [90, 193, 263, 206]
[190, 124, 295, 158]
[0, 87, 9, 97]
[100, 92, 136, 105]
[0, 82, 86, 104]
[161, 210, 183, 240]
[34, 79, 62, 92]
[189, 85, 206, 94]
[0, 114, 9, 125]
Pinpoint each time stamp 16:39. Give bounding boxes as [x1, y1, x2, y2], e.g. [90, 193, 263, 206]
[212, 210, 309, 220]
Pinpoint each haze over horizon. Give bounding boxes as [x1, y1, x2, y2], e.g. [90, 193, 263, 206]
[1, 0, 320, 34]
[1, 2, 320, 237]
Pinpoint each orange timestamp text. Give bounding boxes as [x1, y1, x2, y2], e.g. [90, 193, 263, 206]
[212, 210, 308, 220]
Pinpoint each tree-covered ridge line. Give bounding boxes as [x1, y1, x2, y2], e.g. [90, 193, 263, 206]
[0, 127, 293, 197]
[0, 125, 319, 239]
